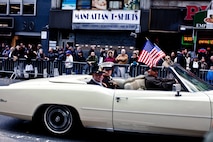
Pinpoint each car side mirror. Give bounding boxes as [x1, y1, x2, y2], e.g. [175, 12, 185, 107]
[173, 84, 181, 96]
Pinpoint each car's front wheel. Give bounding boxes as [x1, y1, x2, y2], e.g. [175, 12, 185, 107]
[43, 105, 73, 135]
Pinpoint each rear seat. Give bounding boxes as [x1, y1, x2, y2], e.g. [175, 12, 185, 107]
[113, 75, 146, 90]
[112, 77, 126, 89]
[123, 75, 146, 90]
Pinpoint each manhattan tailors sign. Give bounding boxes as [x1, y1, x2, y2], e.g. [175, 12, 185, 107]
[194, 10, 213, 29]
[72, 10, 140, 24]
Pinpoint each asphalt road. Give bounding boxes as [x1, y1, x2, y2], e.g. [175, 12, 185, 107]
[0, 78, 206, 142]
[0, 114, 204, 142]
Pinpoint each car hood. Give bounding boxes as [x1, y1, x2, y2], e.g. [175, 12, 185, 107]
[49, 74, 92, 84]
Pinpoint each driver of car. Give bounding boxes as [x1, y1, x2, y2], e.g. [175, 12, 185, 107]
[145, 67, 176, 91]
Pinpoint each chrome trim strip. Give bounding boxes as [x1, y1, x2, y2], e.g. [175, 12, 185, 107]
[113, 109, 212, 119]
[81, 107, 212, 119]
[81, 107, 112, 112]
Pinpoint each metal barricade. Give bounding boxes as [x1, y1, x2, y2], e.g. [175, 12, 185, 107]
[0, 57, 15, 78]
[73, 61, 87, 74]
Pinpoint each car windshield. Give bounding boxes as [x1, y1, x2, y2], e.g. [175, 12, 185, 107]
[172, 64, 213, 91]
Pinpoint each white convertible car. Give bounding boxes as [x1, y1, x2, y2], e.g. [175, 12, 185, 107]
[0, 64, 213, 137]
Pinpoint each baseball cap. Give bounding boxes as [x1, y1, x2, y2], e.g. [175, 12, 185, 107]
[66, 50, 71, 54]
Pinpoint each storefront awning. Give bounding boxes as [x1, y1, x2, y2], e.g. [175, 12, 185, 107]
[72, 23, 140, 31]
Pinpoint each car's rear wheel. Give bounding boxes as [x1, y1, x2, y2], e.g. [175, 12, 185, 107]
[43, 105, 73, 135]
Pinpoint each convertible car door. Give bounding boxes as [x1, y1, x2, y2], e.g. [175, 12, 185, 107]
[113, 90, 211, 136]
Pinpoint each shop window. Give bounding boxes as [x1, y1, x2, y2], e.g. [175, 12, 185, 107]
[75, 0, 140, 10]
[0, 3, 7, 14]
[23, 0, 35, 15]
[0, 18, 13, 36]
[23, 4, 34, 14]
[10, 4, 20, 14]
[92, 0, 107, 10]
[77, 0, 91, 9]
[198, 39, 213, 45]
[108, 1, 122, 9]
[9, 0, 21, 15]
[51, 0, 61, 9]
[62, 0, 77, 10]
[150, 8, 182, 32]
[123, 0, 140, 10]
[182, 35, 193, 46]
[0, 0, 36, 15]
[0, 18, 14, 28]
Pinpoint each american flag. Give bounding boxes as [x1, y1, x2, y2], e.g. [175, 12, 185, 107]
[138, 40, 166, 67]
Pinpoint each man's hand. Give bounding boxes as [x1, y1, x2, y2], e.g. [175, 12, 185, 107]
[109, 80, 119, 88]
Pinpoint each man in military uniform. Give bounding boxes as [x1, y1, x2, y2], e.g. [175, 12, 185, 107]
[87, 65, 105, 86]
[101, 62, 119, 89]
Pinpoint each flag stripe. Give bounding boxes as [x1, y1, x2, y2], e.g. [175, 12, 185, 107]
[138, 40, 166, 67]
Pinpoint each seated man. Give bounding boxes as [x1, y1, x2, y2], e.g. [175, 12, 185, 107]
[145, 67, 176, 91]
[101, 62, 119, 89]
[87, 65, 106, 87]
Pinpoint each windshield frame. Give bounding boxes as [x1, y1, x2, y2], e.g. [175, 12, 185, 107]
[170, 64, 213, 92]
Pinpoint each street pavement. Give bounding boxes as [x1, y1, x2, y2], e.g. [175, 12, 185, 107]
[0, 132, 18, 142]
[0, 78, 20, 141]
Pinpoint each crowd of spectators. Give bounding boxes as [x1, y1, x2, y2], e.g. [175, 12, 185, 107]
[0, 42, 136, 78]
[170, 47, 213, 83]
[0, 42, 213, 82]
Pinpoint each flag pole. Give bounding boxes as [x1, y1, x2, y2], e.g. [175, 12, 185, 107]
[145, 37, 149, 41]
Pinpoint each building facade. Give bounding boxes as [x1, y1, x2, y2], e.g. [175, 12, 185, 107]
[49, 0, 212, 55]
[0, 0, 51, 50]
[0, 0, 212, 55]
[49, 0, 141, 57]
[148, 0, 211, 54]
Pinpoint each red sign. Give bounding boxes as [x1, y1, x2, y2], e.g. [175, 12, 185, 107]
[185, 5, 207, 20]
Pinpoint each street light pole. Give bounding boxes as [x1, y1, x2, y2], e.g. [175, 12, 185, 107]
[192, 28, 197, 53]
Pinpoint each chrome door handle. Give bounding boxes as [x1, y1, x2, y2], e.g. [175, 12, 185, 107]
[116, 97, 128, 102]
